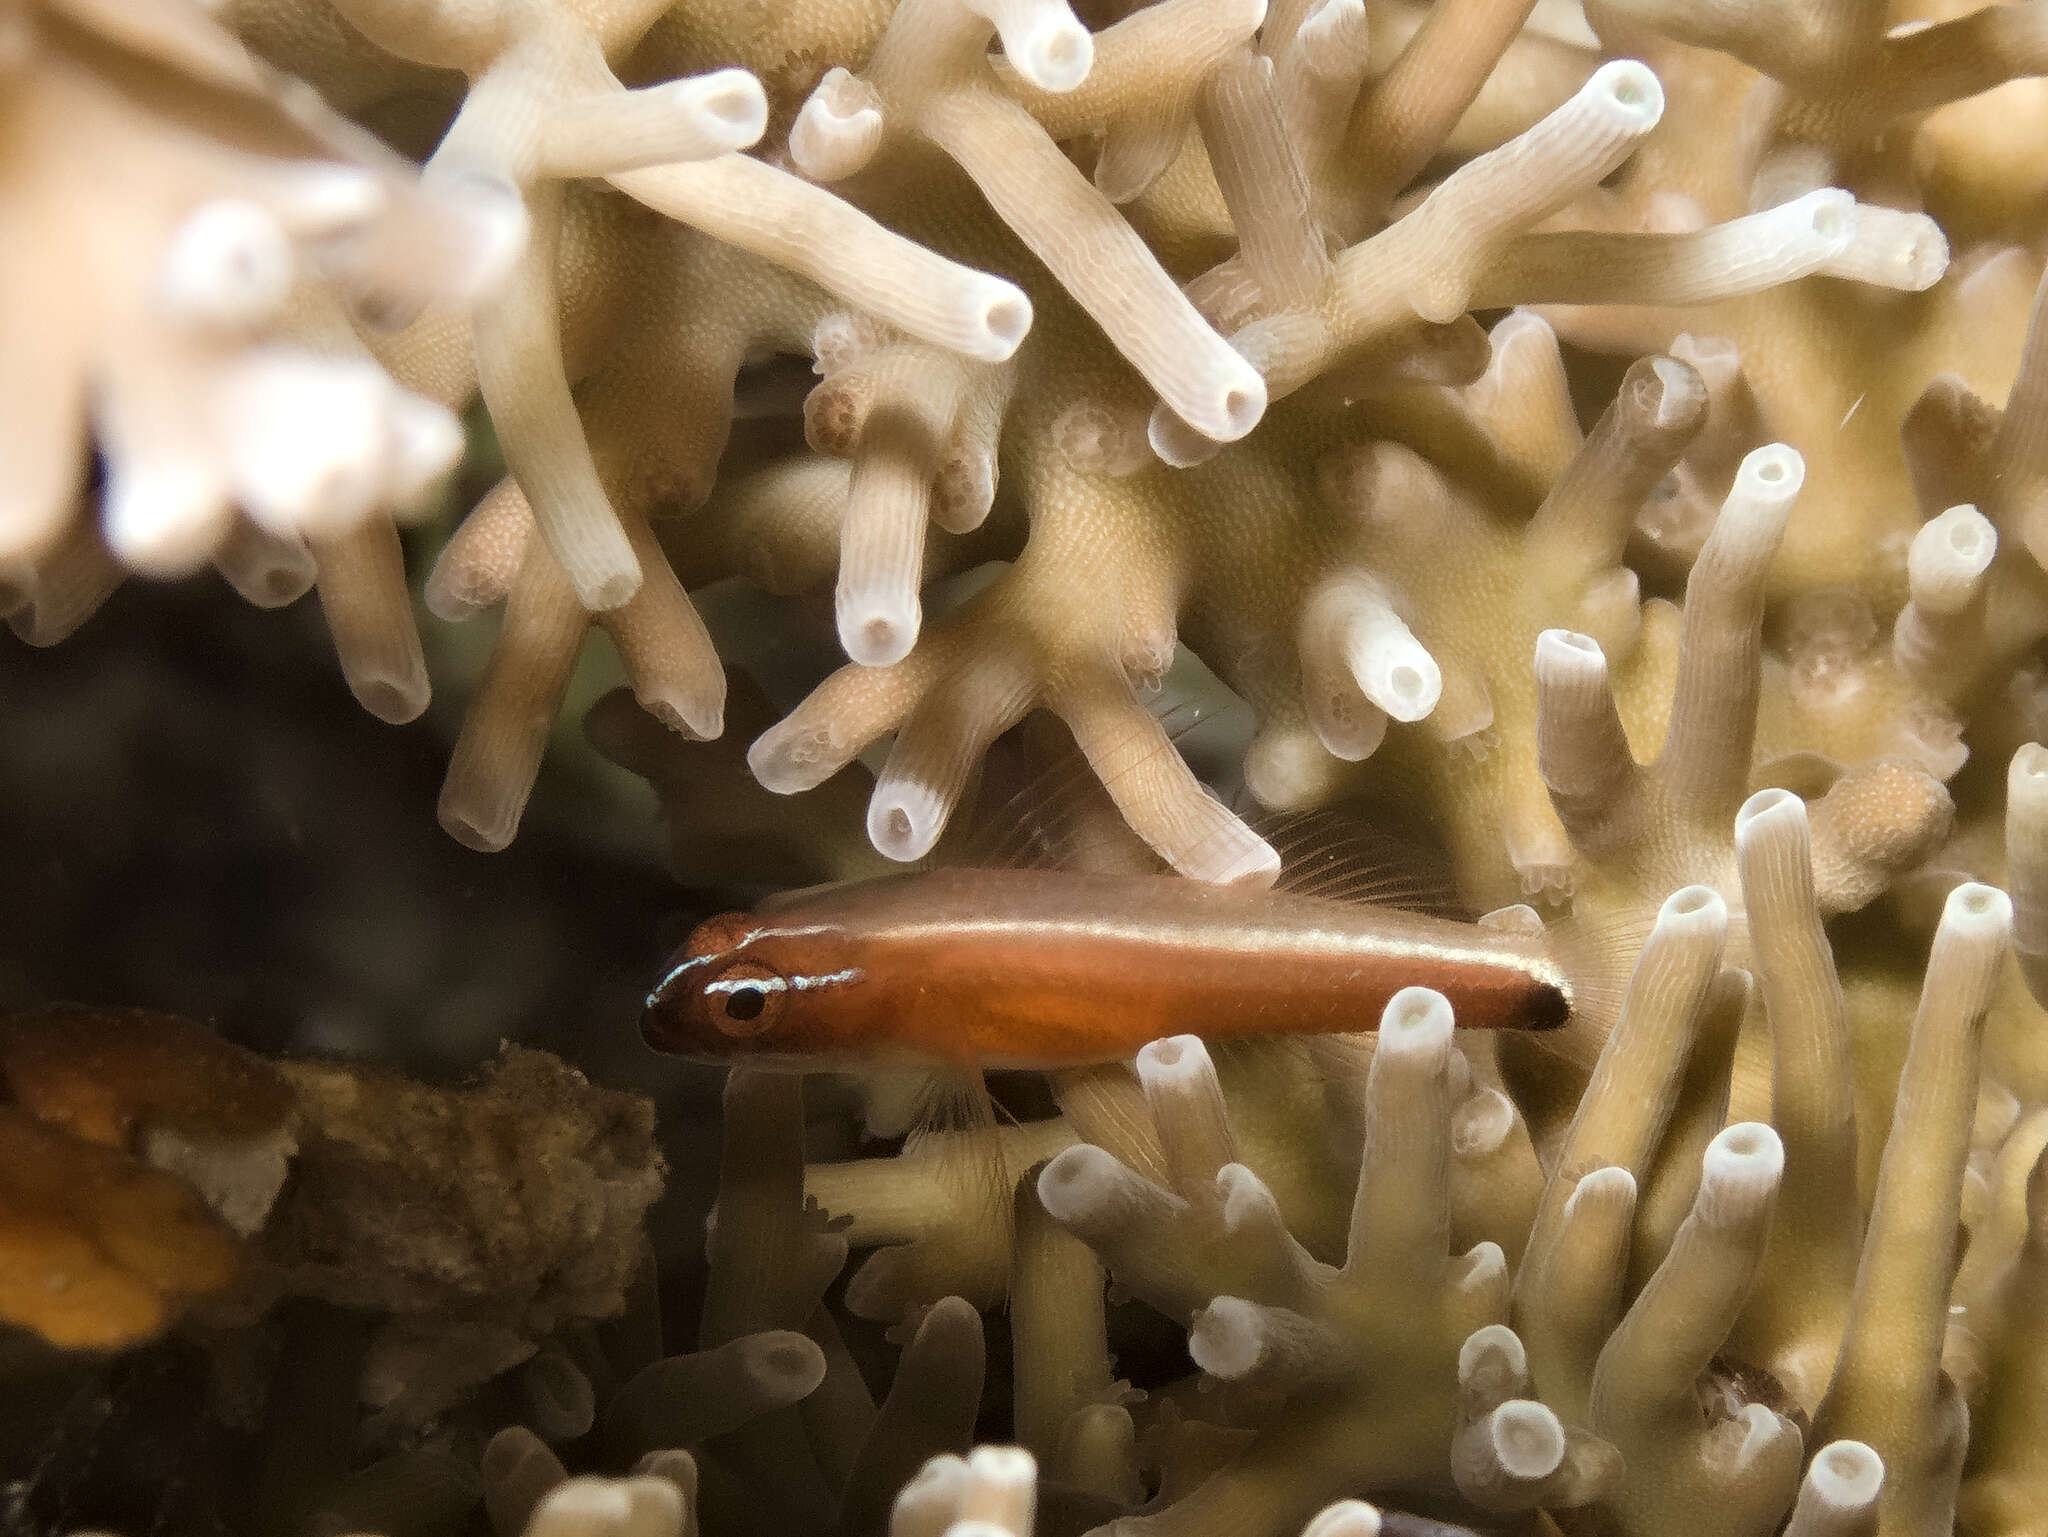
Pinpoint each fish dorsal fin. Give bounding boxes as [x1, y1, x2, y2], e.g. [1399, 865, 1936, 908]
[1257, 807, 1464, 917]
[961, 698, 1230, 876]
[953, 685, 1465, 915]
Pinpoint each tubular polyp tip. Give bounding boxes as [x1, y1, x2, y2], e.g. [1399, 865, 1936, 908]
[1302, 1502, 1381, 1537]
[1699, 1121, 1784, 1219]
[975, 287, 1033, 361]
[684, 68, 769, 147]
[1379, 985, 1454, 1047]
[748, 723, 842, 795]
[1458, 1323, 1527, 1382]
[1587, 58, 1664, 128]
[2012, 742, 2048, 798]
[1735, 442, 1805, 507]
[1908, 505, 1996, 606]
[869, 778, 948, 862]
[1136, 1033, 1211, 1081]
[1643, 355, 1708, 428]
[1190, 1298, 1263, 1378]
[1017, 18, 1093, 91]
[1942, 880, 2013, 937]
[1565, 1165, 1636, 1217]
[1490, 1401, 1566, 1478]
[1734, 785, 1805, 847]
[1535, 628, 1606, 677]
[1805, 1440, 1884, 1507]
[838, 590, 920, 667]
[1655, 883, 1727, 936]
[1036, 1144, 1124, 1223]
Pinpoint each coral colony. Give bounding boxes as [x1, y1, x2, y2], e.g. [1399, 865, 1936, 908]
[17, 0, 2048, 1532]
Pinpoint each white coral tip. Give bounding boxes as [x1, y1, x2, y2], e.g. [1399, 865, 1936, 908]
[157, 199, 295, 331]
[972, 0, 1096, 91]
[1189, 1297, 1265, 1378]
[838, 588, 921, 667]
[1035, 1144, 1128, 1225]
[1135, 1034, 1214, 1092]
[1013, 15, 1093, 91]
[1147, 403, 1225, 468]
[1655, 884, 1728, 939]
[1197, 823, 1283, 886]
[1534, 627, 1604, 676]
[1943, 880, 2013, 938]
[1354, 627, 1440, 722]
[1584, 58, 1665, 131]
[1458, 1323, 1529, 1387]
[1488, 1401, 1566, 1478]
[1698, 1121, 1784, 1223]
[1301, 1501, 1382, 1537]
[790, 67, 885, 182]
[1907, 504, 1995, 614]
[102, 459, 230, 577]
[1735, 442, 1805, 508]
[1802, 1440, 1885, 1510]
[1733, 785, 1804, 849]
[968, 281, 1033, 363]
[869, 774, 948, 862]
[672, 67, 769, 151]
[1379, 985, 1454, 1046]
[217, 353, 392, 537]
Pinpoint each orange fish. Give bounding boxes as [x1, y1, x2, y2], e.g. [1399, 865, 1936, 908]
[642, 866, 1573, 1070]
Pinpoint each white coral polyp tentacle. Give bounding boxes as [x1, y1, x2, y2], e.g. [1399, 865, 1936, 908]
[1401, 59, 1667, 323]
[538, 69, 767, 180]
[790, 67, 888, 182]
[419, 38, 774, 613]
[1298, 572, 1442, 762]
[969, 0, 1095, 92]
[1892, 503, 1996, 698]
[1784, 1441, 1885, 1537]
[155, 198, 298, 334]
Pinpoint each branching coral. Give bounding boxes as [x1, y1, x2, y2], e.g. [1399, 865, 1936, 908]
[747, 56, 1956, 889]
[1033, 1002, 1549, 1534]
[71, 0, 1989, 883]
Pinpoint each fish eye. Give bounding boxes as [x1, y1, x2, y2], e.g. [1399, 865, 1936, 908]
[705, 960, 784, 1037]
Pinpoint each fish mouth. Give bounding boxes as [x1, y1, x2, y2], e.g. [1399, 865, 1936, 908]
[639, 1000, 683, 1054]
[640, 982, 711, 1055]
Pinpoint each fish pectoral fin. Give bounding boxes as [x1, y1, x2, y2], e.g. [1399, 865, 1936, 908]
[906, 1063, 1015, 1242]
